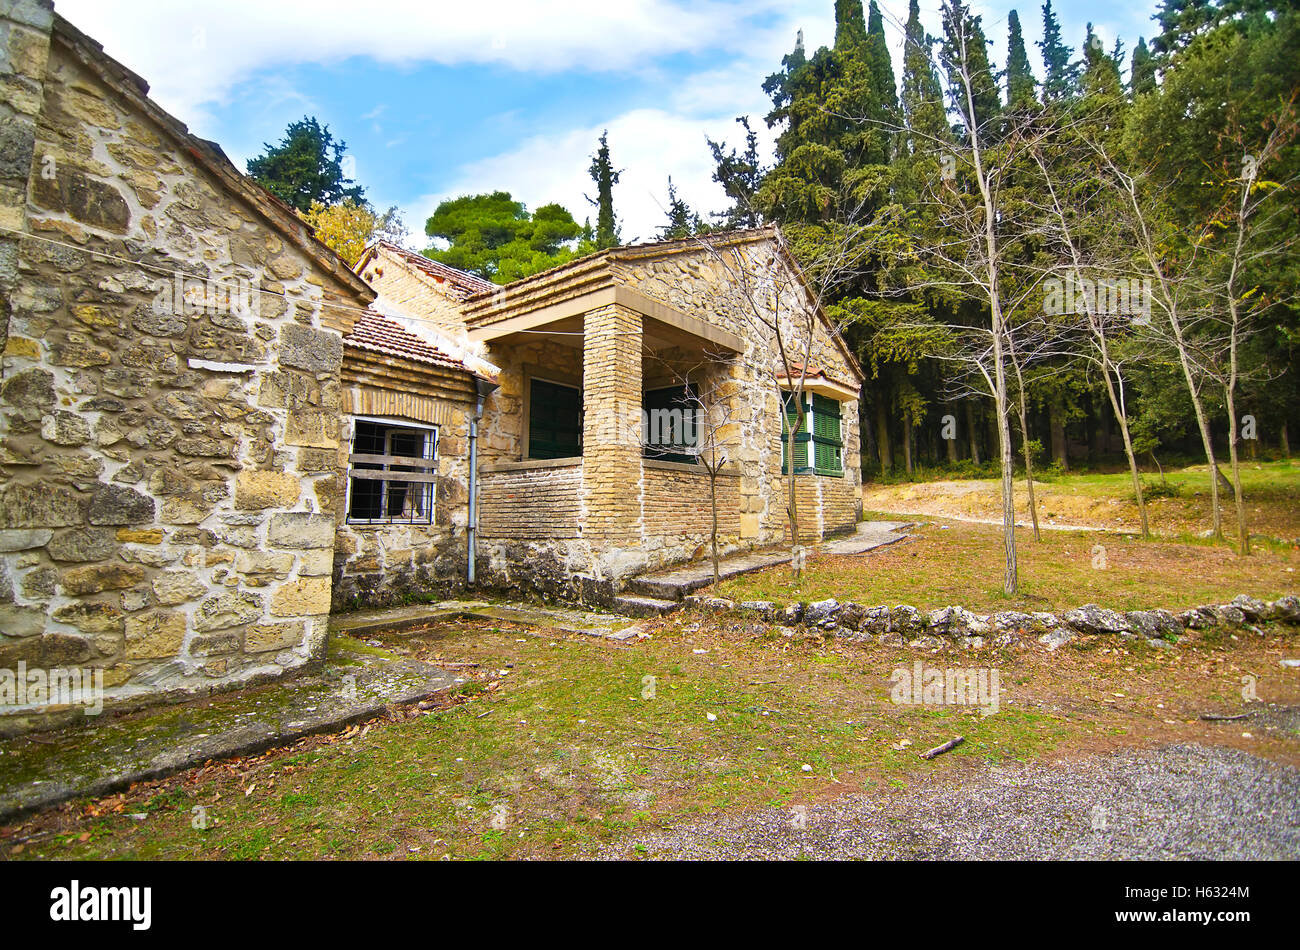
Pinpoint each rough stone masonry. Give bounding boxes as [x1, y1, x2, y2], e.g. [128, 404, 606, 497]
[0, 2, 375, 732]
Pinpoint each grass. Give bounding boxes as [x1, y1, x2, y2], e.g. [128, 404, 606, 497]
[712, 519, 1299, 613]
[862, 458, 1300, 541]
[3, 614, 1297, 861]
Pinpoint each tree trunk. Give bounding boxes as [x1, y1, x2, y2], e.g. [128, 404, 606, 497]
[1017, 386, 1041, 541]
[966, 401, 981, 465]
[1225, 389, 1249, 555]
[945, 404, 959, 463]
[1049, 401, 1068, 471]
[709, 469, 721, 584]
[1189, 388, 1224, 538]
[1100, 365, 1150, 539]
[785, 388, 805, 579]
[876, 400, 893, 476]
[903, 415, 914, 476]
[1283, 420, 1291, 458]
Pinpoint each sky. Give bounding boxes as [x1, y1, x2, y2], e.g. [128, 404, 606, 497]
[57, 1, 1164, 247]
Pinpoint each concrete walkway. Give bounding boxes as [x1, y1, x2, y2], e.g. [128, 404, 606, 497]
[0, 636, 464, 822]
[331, 599, 647, 642]
[617, 520, 913, 614]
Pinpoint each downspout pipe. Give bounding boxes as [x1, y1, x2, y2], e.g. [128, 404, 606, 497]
[467, 376, 499, 587]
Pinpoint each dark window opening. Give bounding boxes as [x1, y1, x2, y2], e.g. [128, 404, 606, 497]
[528, 378, 582, 459]
[643, 384, 700, 464]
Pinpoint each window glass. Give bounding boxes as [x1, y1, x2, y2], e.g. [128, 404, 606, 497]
[528, 379, 582, 459]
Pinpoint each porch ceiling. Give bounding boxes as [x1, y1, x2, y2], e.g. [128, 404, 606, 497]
[466, 285, 745, 354]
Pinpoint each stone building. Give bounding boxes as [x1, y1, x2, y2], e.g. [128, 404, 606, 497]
[340, 229, 865, 607]
[0, 2, 376, 729]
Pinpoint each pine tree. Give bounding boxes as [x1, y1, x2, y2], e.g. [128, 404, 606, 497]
[1005, 10, 1039, 111]
[1152, 0, 1219, 58]
[658, 177, 702, 239]
[758, 0, 893, 224]
[706, 116, 765, 229]
[586, 130, 621, 249]
[246, 116, 365, 212]
[1037, 0, 1078, 103]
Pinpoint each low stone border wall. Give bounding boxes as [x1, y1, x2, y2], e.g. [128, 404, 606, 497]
[682, 593, 1300, 650]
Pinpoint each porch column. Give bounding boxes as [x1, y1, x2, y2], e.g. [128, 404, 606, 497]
[581, 302, 642, 543]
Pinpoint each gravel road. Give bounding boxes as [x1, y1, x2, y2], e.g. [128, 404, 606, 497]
[598, 743, 1300, 860]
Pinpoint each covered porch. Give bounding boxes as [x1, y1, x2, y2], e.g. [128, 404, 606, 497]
[469, 283, 751, 577]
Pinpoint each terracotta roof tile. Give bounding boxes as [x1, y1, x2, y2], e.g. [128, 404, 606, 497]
[344, 311, 470, 372]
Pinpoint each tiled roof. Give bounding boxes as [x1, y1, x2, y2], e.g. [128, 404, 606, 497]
[370, 241, 496, 299]
[344, 311, 470, 373]
[776, 362, 826, 379]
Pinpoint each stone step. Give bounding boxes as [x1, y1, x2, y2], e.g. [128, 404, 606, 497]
[612, 594, 681, 618]
[626, 575, 708, 601]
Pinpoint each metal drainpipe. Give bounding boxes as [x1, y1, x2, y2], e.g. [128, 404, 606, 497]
[467, 377, 499, 587]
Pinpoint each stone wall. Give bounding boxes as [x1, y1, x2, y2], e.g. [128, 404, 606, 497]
[0, 6, 373, 731]
[697, 593, 1300, 652]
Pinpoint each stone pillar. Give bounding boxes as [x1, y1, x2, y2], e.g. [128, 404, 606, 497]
[580, 302, 642, 546]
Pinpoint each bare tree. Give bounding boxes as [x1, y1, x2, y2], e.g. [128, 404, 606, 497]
[1199, 104, 1299, 554]
[1088, 142, 1228, 538]
[1030, 144, 1154, 538]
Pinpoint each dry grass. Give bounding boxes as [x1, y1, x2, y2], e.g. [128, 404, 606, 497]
[712, 519, 1300, 613]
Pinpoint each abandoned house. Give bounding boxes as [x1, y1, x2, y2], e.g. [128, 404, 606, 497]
[342, 233, 865, 610]
[0, 0, 863, 730]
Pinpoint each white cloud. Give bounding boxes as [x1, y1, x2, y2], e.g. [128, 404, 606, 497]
[55, 0, 818, 123]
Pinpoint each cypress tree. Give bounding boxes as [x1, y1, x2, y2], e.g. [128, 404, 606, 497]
[835, 0, 868, 51]
[1130, 36, 1157, 96]
[586, 130, 621, 249]
[900, 0, 949, 146]
[1005, 10, 1039, 111]
[1037, 0, 1078, 103]
[866, 1, 898, 119]
[939, 1, 1000, 136]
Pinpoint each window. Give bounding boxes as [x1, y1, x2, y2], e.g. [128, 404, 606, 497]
[528, 378, 582, 459]
[643, 384, 699, 464]
[781, 392, 843, 476]
[347, 419, 437, 524]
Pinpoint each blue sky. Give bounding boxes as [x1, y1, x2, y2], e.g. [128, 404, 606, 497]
[59, 1, 1163, 245]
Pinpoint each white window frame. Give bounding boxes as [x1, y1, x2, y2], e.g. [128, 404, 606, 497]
[345, 415, 439, 526]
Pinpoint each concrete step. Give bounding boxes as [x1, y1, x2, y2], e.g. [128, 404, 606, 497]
[612, 594, 681, 618]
